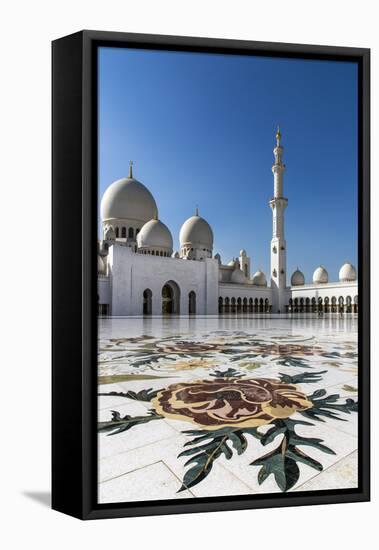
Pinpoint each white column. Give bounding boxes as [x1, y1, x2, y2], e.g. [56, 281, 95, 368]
[205, 258, 219, 314]
[108, 245, 132, 316]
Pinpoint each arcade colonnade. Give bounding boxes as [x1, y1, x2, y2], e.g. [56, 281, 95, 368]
[218, 296, 272, 314]
[287, 294, 358, 314]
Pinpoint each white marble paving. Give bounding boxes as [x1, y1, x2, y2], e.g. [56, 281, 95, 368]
[99, 461, 194, 503]
[98, 315, 359, 503]
[295, 451, 358, 491]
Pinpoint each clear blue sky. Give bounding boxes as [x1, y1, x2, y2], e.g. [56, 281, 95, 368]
[98, 47, 358, 283]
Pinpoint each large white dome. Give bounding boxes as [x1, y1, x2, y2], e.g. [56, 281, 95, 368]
[252, 270, 267, 286]
[339, 262, 357, 282]
[291, 268, 305, 286]
[313, 266, 328, 284]
[100, 175, 157, 223]
[179, 214, 213, 249]
[137, 218, 173, 252]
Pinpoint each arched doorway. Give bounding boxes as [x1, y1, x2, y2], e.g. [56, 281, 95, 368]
[189, 291, 196, 315]
[259, 298, 264, 313]
[225, 297, 230, 313]
[243, 298, 248, 313]
[143, 289, 152, 315]
[338, 296, 344, 314]
[346, 295, 352, 313]
[331, 296, 337, 313]
[162, 281, 180, 314]
[218, 297, 223, 314]
[324, 296, 329, 313]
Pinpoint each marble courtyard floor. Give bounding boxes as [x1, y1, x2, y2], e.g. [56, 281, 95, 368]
[98, 315, 358, 504]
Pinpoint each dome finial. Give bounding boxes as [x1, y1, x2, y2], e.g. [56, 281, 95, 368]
[153, 207, 158, 221]
[195, 205, 199, 216]
[276, 125, 281, 146]
[129, 160, 133, 178]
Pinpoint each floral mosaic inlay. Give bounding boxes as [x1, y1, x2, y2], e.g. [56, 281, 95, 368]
[98, 318, 358, 502]
[152, 378, 313, 429]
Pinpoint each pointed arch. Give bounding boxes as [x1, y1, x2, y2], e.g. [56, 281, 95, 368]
[188, 291, 196, 315]
[162, 281, 180, 314]
[143, 289, 152, 315]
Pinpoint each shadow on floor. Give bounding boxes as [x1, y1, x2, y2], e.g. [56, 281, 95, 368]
[23, 491, 51, 508]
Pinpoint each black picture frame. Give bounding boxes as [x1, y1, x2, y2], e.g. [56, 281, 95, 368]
[52, 30, 370, 520]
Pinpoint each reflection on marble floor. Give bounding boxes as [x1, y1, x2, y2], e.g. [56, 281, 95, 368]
[98, 315, 358, 504]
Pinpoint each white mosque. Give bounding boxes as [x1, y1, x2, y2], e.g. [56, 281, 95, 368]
[97, 129, 358, 316]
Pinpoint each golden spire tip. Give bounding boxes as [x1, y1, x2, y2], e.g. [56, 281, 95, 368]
[276, 125, 281, 145]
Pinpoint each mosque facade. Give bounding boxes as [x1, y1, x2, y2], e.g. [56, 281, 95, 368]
[97, 130, 358, 316]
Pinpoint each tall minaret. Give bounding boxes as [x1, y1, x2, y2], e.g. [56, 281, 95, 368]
[269, 127, 288, 312]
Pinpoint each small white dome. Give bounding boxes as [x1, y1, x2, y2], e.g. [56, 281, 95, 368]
[100, 175, 157, 223]
[97, 255, 106, 275]
[231, 268, 247, 284]
[339, 262, 357, 282]
[252, 270, 267, 286]
[313, 266, 328, 284]
[179, 214, 213, 249]
[240, 249, 247, 257]
[137, 218, 173, 252]
[228, 259, 236, 267]
[291, 268, 305, 286]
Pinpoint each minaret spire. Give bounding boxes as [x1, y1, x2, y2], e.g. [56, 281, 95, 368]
[269, 127, 288, 312]
[128, 160, 133, 178]
[276, 125, 281, 146]
[273, 125, 285, 182]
